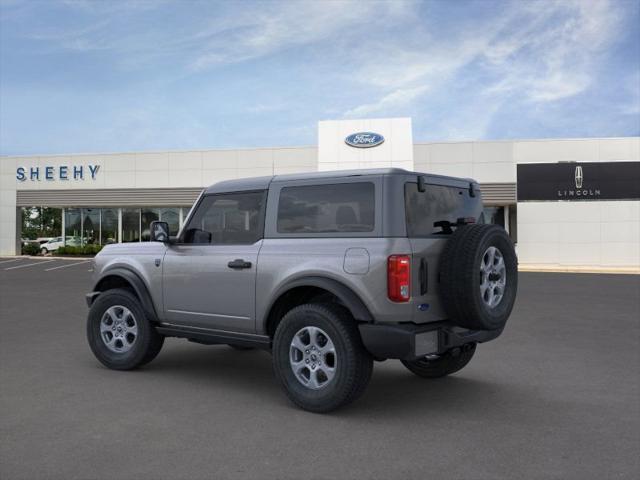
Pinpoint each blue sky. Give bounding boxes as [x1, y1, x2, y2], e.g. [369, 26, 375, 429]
[1, 0, 639, 155]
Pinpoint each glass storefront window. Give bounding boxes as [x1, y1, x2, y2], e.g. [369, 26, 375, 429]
[122, 208, 140, 243]
[82, 208, 100, 245]
[64, 208, 82, 246]
[101, 209, 118, 244]
[21, 207, 62, 240]
[141, 208, 160, 241]
[160, 208, 180, 236]
[480, 207, 505, 228]
[59, 206, 189, 244]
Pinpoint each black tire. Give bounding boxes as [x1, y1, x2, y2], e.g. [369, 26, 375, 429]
[229, 345, 254, 351]
[440, 224, 518, 331]
[272, 303, 373, 413]
[87, 288, 164, 370]
[401, 343, 476, 378]
[40, 248, 48, 255]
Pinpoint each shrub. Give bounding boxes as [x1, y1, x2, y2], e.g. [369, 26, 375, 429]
[22, 243, 41, 256]
[56, 244, 103, 256]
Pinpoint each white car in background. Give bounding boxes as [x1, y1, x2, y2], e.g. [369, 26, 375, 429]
[40, 236, 80, 255]
[40, 237, 64, 254]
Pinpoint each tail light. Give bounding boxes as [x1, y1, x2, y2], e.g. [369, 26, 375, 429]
[388, 255, 411, 302]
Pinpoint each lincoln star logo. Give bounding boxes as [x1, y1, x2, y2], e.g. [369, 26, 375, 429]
[575, 166, 583, 189]
[345, 132, 385, 148]
[558, 164, 600, 198]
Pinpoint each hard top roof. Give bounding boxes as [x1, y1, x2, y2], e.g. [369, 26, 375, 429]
[204, 168, 475, 194]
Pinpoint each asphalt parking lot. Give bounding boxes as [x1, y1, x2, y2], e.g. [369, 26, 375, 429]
[0, 258, 638, 480]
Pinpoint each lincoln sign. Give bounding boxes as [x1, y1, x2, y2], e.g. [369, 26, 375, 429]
[517, 162, 640, 201]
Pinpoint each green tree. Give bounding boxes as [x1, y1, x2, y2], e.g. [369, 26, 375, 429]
[21, 207, 62, 239]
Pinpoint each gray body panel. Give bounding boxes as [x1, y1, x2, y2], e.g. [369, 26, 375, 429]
[254, 237, 417, 333]
[161, 241, 262, 333]
[92, 242, 167, 318]
[91, 168, 483, 337]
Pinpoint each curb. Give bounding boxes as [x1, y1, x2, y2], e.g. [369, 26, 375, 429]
[0, 255, 95, 261]
[3, 256, 637, 274]
[519, 265, 639, 275]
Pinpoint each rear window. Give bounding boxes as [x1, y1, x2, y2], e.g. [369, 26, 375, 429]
[405, 182, 471, 236]
[277, 183, 375, 234]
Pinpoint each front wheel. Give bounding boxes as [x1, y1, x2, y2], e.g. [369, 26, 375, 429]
[272, 303, 373, 413]
[40, 248, 48, 255]
[401, 343, 476, 378]
[87, 288, 164, 370]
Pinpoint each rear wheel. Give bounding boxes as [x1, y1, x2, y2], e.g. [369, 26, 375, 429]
[87, 288, 164, 370]
[401, 343, 476, 378]
[272, 303, 373, 413]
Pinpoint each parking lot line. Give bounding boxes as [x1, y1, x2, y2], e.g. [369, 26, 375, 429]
[0, 258, 23, 265]
[45, 260, 90, 271]
[5, 260, 56, 270]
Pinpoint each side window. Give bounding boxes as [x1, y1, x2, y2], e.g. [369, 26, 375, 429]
[182, 191, 266, 245]
[277, 182, 375, 234]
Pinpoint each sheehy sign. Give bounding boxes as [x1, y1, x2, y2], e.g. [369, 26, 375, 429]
[16, 164, 100, 182]
[517, 162, 640, 201]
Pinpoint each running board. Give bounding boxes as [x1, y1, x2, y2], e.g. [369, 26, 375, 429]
[155, 323, 271, 350]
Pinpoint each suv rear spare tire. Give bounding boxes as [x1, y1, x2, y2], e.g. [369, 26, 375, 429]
[440, 224, 517, 331]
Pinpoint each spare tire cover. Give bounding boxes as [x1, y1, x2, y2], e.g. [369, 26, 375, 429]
[439, 224, 518, 331]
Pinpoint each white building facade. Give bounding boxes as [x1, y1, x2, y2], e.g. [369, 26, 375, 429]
[1, 118, 638, 271]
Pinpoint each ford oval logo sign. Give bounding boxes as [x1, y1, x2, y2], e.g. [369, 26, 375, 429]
[345, 132, 385, 148]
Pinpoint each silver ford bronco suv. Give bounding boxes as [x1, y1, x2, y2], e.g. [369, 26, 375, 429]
[86, 169, 517, 412]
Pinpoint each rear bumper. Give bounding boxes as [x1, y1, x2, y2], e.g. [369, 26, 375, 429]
[358, 322, 503, 361]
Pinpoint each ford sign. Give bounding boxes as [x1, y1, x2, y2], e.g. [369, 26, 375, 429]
[345, 132, 385, 148]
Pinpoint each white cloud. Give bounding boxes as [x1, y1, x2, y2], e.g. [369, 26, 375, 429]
[189, 1, 413, 71]
[342, 0, 626, 135]
[344, 85, 429, 118]
[483, 0, 622, 103]
[619, 71, 640, 116]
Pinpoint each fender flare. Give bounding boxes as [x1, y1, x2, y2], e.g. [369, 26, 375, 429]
[265, 275, 374, 325]
[91, 267, 158, 322]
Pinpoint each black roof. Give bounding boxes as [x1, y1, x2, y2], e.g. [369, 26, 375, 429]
[204, 168, 475, 193]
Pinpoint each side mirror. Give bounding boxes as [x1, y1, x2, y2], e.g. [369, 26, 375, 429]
[150, 221, 170, 243]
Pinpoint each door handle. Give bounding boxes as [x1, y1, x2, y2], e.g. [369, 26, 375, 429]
[227, 259, 252, 270]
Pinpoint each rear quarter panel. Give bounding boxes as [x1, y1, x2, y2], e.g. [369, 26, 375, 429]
[255, 238, 414, 333]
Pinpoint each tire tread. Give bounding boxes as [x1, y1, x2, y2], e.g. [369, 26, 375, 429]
[273, 303, 373, 413]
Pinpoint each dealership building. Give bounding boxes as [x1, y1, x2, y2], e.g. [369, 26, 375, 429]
[1, 118, 638, 271]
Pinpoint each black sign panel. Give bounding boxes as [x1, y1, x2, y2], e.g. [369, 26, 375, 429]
[517, 162, 640, 201]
